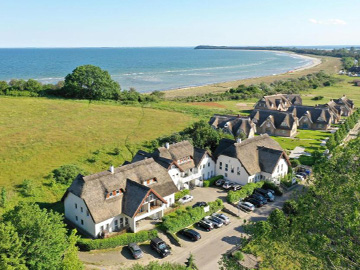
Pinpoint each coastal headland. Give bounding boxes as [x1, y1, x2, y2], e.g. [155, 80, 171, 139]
[163, 53, 341, 99]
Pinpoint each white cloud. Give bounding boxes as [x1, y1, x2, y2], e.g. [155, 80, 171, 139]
[308, 18, 347, 25]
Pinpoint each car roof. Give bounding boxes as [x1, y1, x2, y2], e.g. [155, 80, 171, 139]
[151, 237, 164, 244]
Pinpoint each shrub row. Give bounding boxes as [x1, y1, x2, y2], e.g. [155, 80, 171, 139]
[175, 189, 190, 201]
[161, 199, 223, 233]
[77, 230, 158, 251]
[227, 182, 264, 204]
[203, 175, 223, 187]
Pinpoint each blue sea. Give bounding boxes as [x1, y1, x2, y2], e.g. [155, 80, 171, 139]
[0, 47, 313, 93]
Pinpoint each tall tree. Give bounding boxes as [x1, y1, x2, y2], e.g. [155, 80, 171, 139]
[63, 65, 121, 100]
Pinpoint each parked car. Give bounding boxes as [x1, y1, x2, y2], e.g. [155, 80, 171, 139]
[179, 228, 201, 241]
[212, 213, 230, 225]
[192, 201, 207, 208]
[244, 197, 264, 207]
[254, 188, 275, 202]
[295, 174, 304, 181]
[196, 219, 214, 231]
[222, 181, 232, 189]
[128, 243, 143, 259]
[297, 172, 307, 179]
[215, 178, 225, 186]
[230, 183, 242, 191]
[178, 195, 194, 204]
[238, 201, 255, 212]
[266, 189, 275, 195]
[205, 215, 223, 228]
[250, 193, 268, 204]
[150, 237, 171, 258]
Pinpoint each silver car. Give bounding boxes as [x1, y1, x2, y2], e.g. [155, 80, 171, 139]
[212, 213, 230, 225]
[238, 201, 255, 212]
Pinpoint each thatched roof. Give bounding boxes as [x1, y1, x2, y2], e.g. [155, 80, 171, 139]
[250, 109, 297, 130]
[64, 158, 177, 224]
[214, 134, 289, 175]
[209, 114, 256, 137]
[288, 105, 332, 124]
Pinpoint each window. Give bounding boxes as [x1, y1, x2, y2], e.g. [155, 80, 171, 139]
[125, 218, 129, 226]
[208, 162, 210, 167]
[237, 167, 241, 175]
[100, 225, 104, 232]
[75, 203, 77, 209]
[81, 219, 84, 225]
[231, 166, 234, 173]
[225, 173, 228, 177]
[115, 220, 118, 226]
[86, 210, 89, 217]
[75, 216, 78, 222]
[277, 166, 280, 173]
[81, 207, 83, 213]
[281, 164, 283, 171]
[225, 164, 228, 172]
[120, 218, 124, 227]
[219, 162, 223, 170]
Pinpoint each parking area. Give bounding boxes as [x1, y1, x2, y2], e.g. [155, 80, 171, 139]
[80, 185, 302, 270]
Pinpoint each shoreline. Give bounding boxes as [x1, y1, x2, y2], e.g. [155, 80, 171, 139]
[163, 52, 338, 99]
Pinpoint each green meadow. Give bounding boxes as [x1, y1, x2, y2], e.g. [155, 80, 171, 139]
[0, 97, 197, 206]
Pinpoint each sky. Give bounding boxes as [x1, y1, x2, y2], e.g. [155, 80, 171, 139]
[0, 0, 359, 47]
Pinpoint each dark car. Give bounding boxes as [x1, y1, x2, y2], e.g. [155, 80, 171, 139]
[245, 197, 264, 207]
[150, 237, 171, 258]
[250, 193, 268, 204]
[128, 243, 143, 259]
[192, 201, 207, 208]
[254, 188, 275, 202]
[196, 219, 214, 231]
[215, 178, 225, 186]
[179, 228, 201, 241]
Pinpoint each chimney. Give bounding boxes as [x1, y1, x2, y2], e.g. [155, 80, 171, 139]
[165, 142, 170, 149]
[110, 165, 114, 174]
[236, 138, 242, 144]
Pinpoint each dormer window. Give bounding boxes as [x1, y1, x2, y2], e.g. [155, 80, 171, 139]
[143, 178, 157, 186]
[106, 189, 123, 199]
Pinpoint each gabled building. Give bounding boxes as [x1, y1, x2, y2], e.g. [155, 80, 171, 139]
[316, 101, 341, 123]
[250, 109, 298, 137]
[62, 158, 178, 237]
[254, 94, 302, 111]
[213, 134, 290, 185]
[209, 114, 256, 138]
[133, 141, 216, 190]
[331, 95, 355, 116]
[288, 105, 333, 130]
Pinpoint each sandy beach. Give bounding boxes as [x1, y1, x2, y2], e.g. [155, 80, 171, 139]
[163, 53, 340, 99]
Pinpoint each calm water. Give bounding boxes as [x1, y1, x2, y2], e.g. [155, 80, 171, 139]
[0, 48, 313, 93]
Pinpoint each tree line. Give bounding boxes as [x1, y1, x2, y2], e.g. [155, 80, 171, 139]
[174, 71, 340, 102]
[0, 65, 165, 103]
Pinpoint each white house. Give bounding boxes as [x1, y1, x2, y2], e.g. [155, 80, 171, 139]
[62, 158, 178, 238]
[214, 134, 290, 185]
[133, 141, 216, 190]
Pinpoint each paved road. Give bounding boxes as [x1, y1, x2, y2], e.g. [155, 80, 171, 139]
[345, 120, 360, 142]
[80, 187, 300, 270]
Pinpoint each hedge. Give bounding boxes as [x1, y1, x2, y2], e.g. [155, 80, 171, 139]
[203, 175, 223, 187]
[175, 189, 190, 201]
[262, 181, 283, 196]
[227, 182, 264, 204]
[161, 199, 223, 233]
[77, 230, 158, 251]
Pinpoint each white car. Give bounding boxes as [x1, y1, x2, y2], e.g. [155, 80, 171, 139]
[295, 174, 304, 181]
[222, 181, 232, 189]
[178, 195, 194, 204]
[238, 201, 255, 212]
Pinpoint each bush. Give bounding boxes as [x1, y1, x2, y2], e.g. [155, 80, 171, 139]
[77, 230, 158, 251]
[262, 181, 283, 196]
[175, 189, 190, 201]
[311, 95, 324, 101]
[203, 175, 223, 187]
[290, 159, 301, 168]
[52, 164, 86, 185]
[233, 251, 244, 261]
[227, 182, 264, 204]
[161, 199, 223, 233]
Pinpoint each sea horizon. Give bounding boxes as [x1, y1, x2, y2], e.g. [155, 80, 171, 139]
[0, 47, 315, 92]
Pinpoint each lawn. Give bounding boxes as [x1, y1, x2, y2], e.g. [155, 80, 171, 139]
[0, 96, 196, 205]
[271, 130, 329, 153]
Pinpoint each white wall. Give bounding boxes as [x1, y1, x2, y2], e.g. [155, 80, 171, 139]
[163, 194, 175, 208]
[215, 155, 250, 185]
[168, 166, 182, 189]
[271, 158, 288, 179]
[64, 192, 96, 237]
[198, 154, 215, 180]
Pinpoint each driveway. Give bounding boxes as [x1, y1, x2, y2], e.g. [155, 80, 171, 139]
[80, 186, 301, 270]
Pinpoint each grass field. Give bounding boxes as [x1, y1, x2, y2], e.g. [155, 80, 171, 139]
[0, 96, 196, 205]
